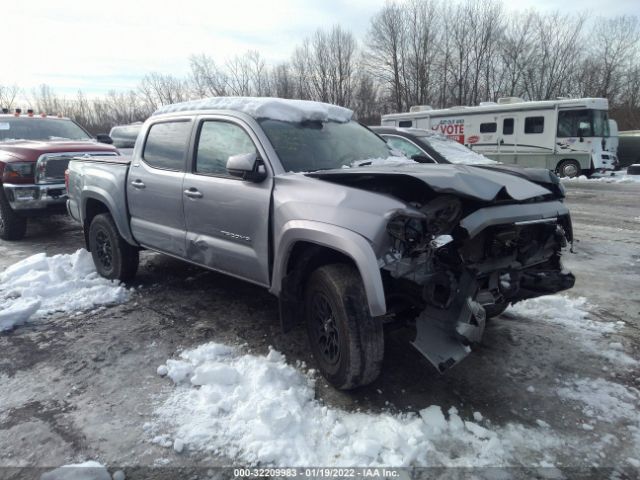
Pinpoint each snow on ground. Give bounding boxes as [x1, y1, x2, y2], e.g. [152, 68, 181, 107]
[40, 461, 114, 480]
[151, 294, 639, 468]
[153, 343, 562, 468]
[508, 295, 637, 368]
[557, 377, 640, 424]
[562, 168, 640, 184]
[0, 249, 130, 331]
[153, 97, 353, 123]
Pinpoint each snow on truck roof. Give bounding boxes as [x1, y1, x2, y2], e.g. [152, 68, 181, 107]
[153, 97, 354, 123]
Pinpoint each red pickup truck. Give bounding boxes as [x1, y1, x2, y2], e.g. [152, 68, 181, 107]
[0, 111, 119, 240]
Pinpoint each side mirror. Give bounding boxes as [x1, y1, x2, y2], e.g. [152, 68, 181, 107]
[577, 128, 585, 142]
[227, 152, 267, 182]
[411, 154, 436, 164]
[96, 133, 113, 144]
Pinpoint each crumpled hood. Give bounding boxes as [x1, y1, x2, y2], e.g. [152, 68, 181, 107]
[306, 163, 553, 202]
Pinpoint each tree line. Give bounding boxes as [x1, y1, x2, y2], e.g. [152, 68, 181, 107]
[1, 0, 639, 133]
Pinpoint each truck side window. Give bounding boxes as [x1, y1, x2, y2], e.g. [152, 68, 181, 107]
[503, 118, 514, 135]
[480, 122, 497, 133]
[524, 116, 544, 134]
[143, 121, 191, 171]
[196, 121, 257, 176]
[398, 121, 413, 128]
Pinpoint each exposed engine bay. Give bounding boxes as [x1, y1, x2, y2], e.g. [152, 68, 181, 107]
[305, 164, 576, 372]
[379, 193, 575, 372]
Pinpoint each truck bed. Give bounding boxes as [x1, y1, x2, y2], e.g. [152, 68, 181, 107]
[66, 155, 136, 245]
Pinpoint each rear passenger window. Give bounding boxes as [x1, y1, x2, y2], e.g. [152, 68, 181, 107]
[196, 121, 257, 176]
[480, 122, 497, 133]
[503, 118, 514, 135]
[143, 121, 191, 170]
[524, 116, 545, 134]
[399, 121, 413, 128]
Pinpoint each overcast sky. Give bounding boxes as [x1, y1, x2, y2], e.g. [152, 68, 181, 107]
[3, 0, 638, 97]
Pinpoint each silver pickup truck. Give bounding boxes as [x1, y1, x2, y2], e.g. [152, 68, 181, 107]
[67, 97, 575, 389]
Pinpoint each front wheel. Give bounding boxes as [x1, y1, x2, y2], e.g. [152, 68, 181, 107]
[88, 213, 139, 281]
[304, 263, 384, 390]
[556, 159, 581, 178]
[0, 191, 27, 241]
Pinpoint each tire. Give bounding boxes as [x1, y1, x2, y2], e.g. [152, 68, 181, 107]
[0, 190, 27, 241]
[88, 213, 139, 281]
[304, 263, 384, 390]
[556, 159, 581, 178]
[484, 302, 509, 319]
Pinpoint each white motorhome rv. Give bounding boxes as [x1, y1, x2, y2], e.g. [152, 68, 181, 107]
[381, 97, 618, 177]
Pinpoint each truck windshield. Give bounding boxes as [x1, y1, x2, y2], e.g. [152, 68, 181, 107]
[0, 117, 92, 142]
[258, 119, 391, 172]
[557, 109, 610, 138]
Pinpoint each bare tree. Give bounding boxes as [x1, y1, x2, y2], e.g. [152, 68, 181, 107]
[189, 54, 228, 97]
[0, 84, 20, 110]
[138, 73, 189, 111]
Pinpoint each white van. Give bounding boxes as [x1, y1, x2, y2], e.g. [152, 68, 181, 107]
[381, 97, 619, 177]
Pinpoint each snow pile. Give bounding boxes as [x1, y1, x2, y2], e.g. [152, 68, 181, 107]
[509, 295, 637, 367]
[154, 97, 353, 123]
[154, 343, 561, 467]
[561, 168, 640, 184]
[509, 296, 611, 334]
[41, 461, 112, 480]
[0, 249, 130, 331]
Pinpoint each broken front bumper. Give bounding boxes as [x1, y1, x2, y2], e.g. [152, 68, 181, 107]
[405, 200, 575, 373]
[3, 183, 67, 210]
[413, 267, 575, 372]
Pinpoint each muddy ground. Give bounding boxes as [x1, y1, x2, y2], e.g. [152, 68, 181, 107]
[1, 181, 639, 479]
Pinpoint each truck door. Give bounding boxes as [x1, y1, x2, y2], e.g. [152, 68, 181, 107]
[182, 117, 272, 286]
[127, 119, 192, 257]
[497, 116, 517, 164]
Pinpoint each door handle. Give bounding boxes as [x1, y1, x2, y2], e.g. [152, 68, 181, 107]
[184, 188, 203, 199]
[131, 179, 145, 189]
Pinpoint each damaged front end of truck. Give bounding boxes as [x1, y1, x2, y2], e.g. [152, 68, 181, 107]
[309, 165, 575, 372]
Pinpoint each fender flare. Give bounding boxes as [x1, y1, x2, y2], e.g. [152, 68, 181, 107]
[81, 188, 137, 246]
[270, 220, 387, 317]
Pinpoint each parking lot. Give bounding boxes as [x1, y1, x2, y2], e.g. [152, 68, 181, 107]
[1, 180, 639, 478]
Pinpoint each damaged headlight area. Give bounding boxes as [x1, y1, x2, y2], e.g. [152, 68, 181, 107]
[386, 195, 461, 256]
[380, 195, 575, 373]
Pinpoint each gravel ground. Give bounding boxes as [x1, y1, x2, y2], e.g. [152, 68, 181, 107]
[0, 181, 639, 479]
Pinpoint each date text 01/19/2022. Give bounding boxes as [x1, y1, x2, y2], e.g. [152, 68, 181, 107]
[233, 468, 401, 477]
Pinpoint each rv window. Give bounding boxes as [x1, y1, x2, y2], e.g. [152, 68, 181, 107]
[399, 120, 413, 128]
[503, 118, 514, 135]
[480, 122, 497, 133]
[524, 117, 544, 134]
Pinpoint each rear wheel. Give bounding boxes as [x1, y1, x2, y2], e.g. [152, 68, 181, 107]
[556, 159, 581, 178]
[88, 213, 139, 281]
[304, 263, 384, 390]
[0, 191, 27, 241]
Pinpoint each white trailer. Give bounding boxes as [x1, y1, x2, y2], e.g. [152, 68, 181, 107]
[381, 97, 618, 177]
